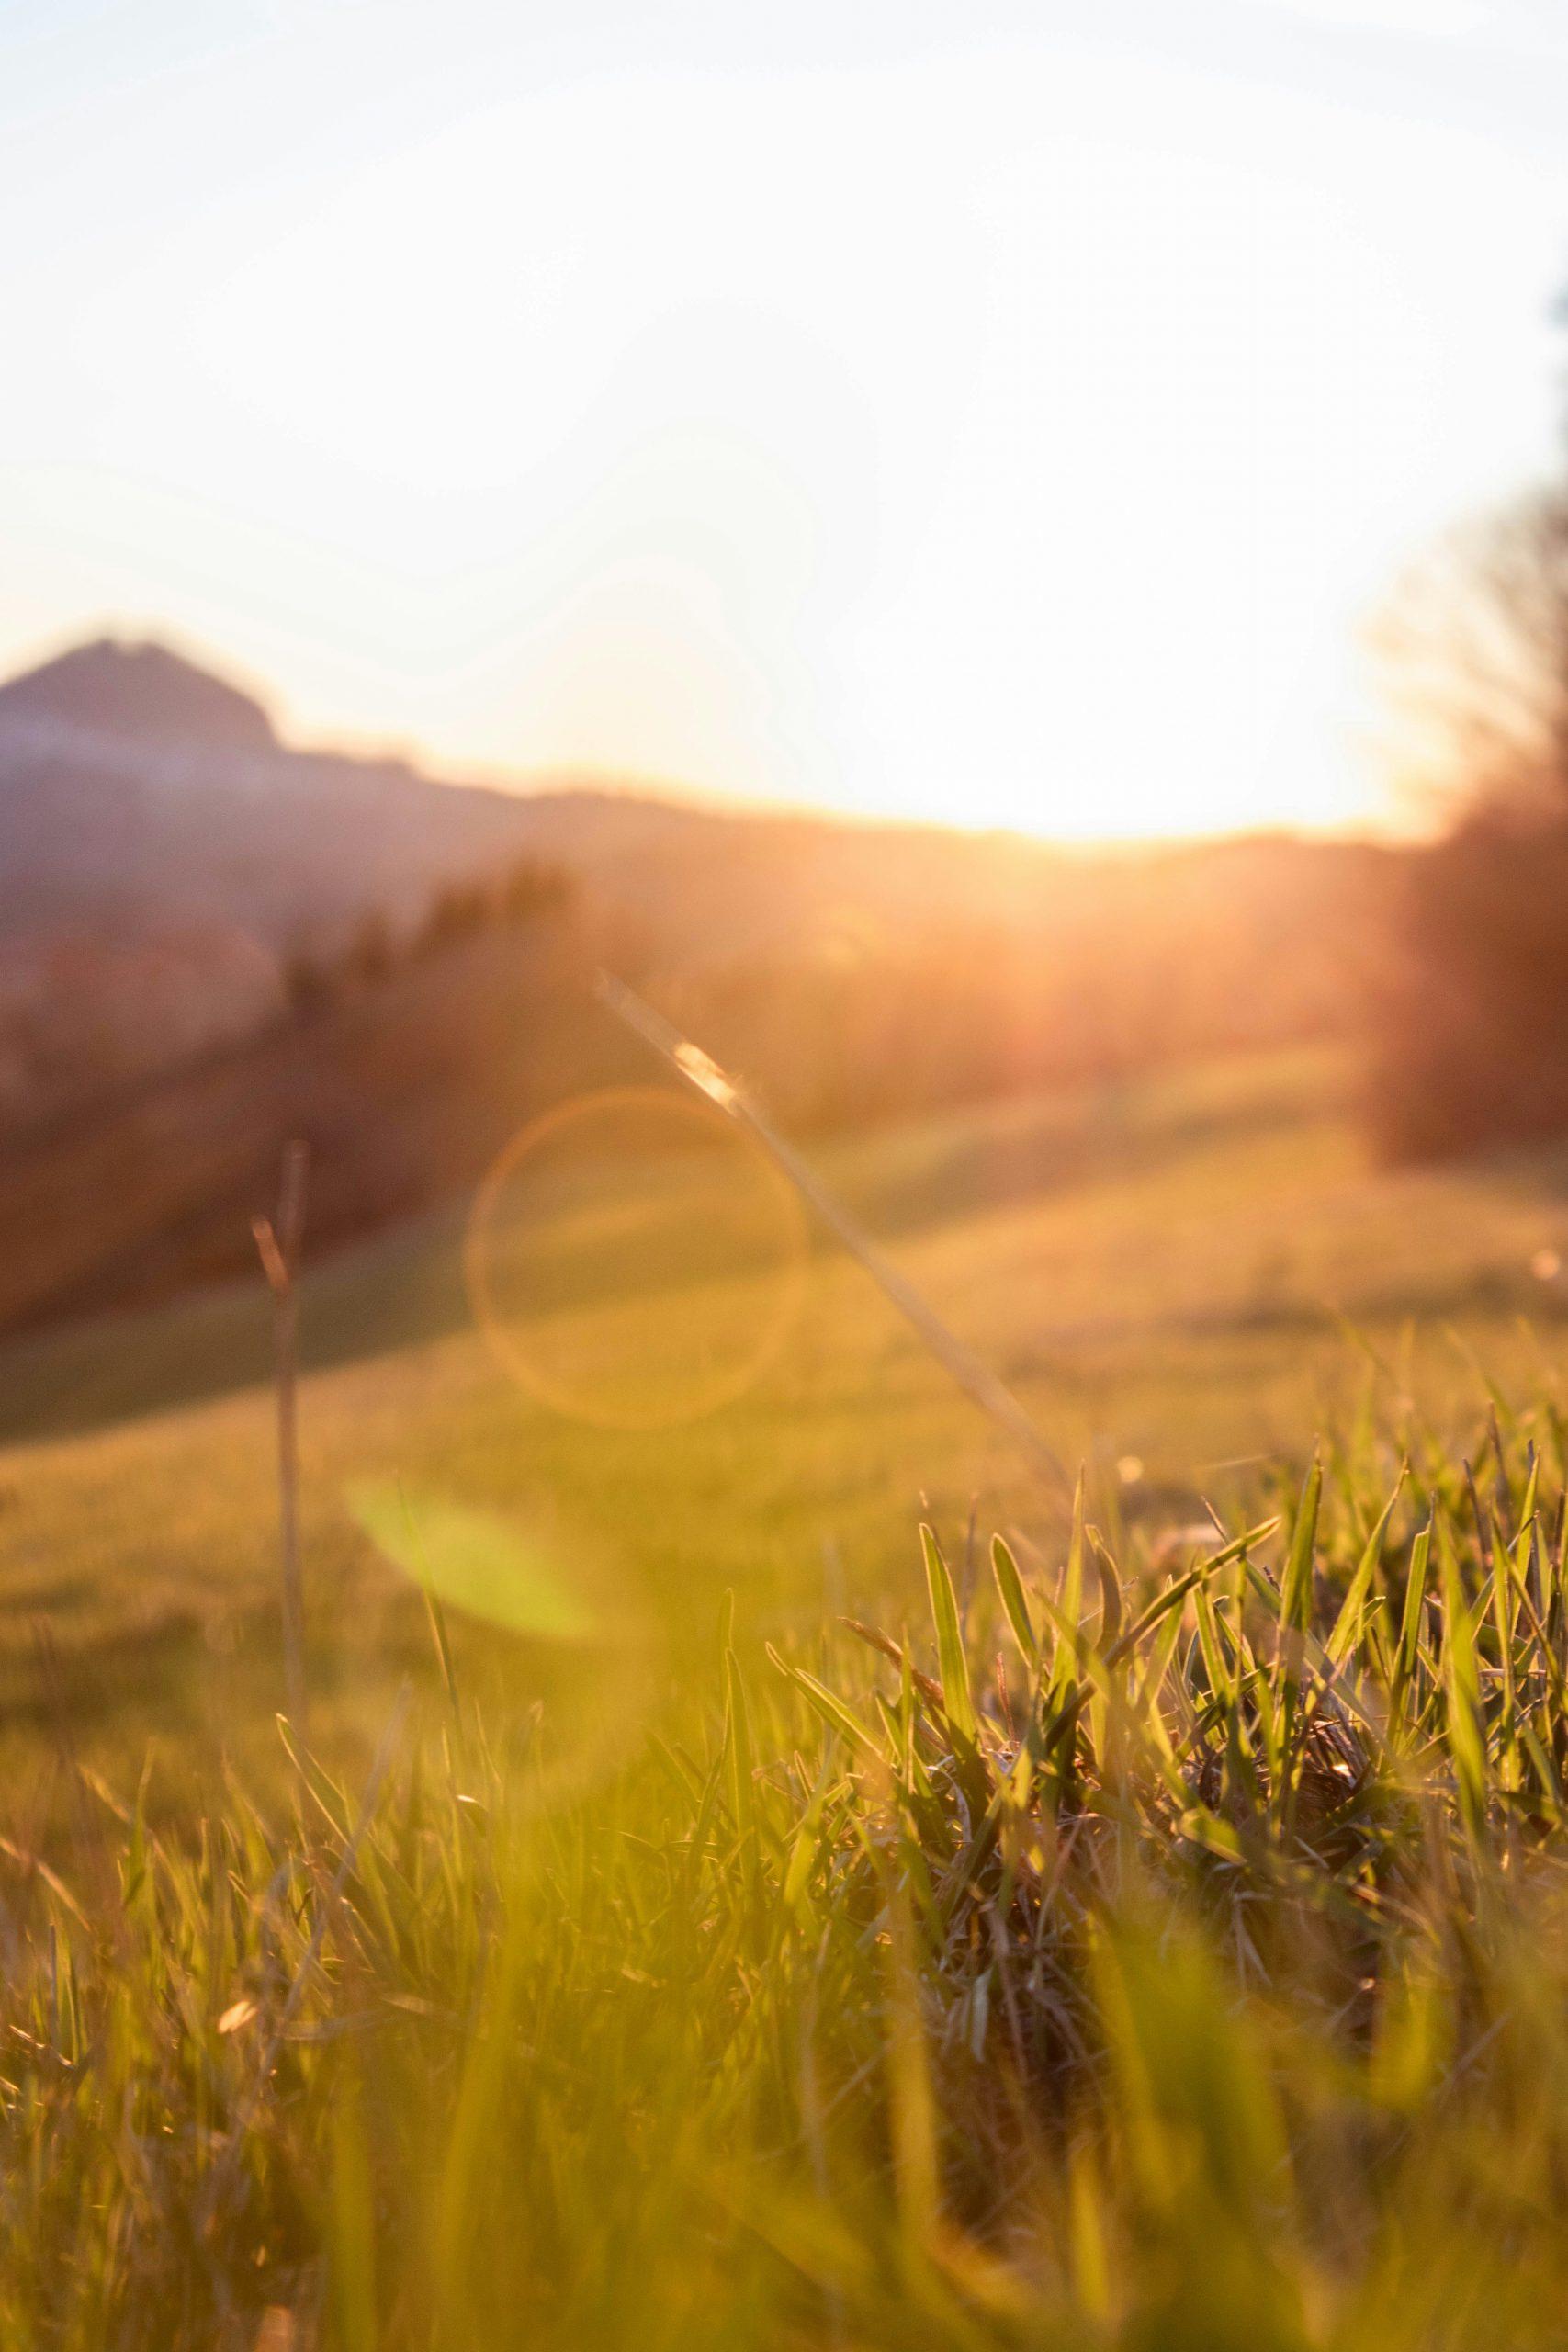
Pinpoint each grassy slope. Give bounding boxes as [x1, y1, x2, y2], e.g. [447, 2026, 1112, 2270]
[4, 1044, 1568, 1806]
[0, 916, 649, 1331]
[8, 1046, 1568, 2344]
[0, 822, 1387, 1335]
[7, 1304, 1568, 2347]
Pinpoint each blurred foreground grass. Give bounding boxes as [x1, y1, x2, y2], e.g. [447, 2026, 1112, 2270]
[6, 1046, 1568, 2339]
[7, 1375, 1568, 2345]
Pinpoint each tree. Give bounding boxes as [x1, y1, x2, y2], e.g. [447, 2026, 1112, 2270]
[1369, 481, 1568, 1159]
[1373, 488, 1568, 832]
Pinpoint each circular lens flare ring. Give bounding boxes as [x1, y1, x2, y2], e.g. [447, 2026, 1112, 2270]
[464, 1083, 810, 1429]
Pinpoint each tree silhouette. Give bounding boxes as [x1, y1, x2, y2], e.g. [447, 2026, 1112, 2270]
[1369, 306, 1568, 1158]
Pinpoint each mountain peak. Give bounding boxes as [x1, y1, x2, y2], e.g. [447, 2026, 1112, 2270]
[0, 636, 278, 754]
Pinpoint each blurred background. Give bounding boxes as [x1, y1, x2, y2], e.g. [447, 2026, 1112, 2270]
[6, 1, 1568, 1781]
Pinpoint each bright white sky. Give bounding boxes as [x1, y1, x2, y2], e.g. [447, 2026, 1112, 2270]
[2, 0, 1567, 838]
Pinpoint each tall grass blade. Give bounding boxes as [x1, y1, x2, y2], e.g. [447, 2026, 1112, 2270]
[990, 1535, 1038, 1668]
[921, 1525, 977, 1745]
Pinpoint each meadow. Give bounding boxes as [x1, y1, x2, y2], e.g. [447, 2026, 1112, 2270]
[3, 1045, 1566, 1791]
[6, 1044, 1568, 2342]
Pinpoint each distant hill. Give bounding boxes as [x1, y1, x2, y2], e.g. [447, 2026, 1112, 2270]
[0, 918, 286, 1131]
[0, 635, 552, 944]
[0, 635, 587, 1131]
[0, 633, 1390, 972]
[0, 829, 1396, 1338]
[0, 912, 636, 1334]
[0, 629, 1400, 1330]
[0, 637, 278, 754]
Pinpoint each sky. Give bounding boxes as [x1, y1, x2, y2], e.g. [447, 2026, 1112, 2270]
[2, 0, 1567, 841]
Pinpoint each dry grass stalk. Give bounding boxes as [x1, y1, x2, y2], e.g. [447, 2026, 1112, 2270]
[253, 1141, 310, 1733]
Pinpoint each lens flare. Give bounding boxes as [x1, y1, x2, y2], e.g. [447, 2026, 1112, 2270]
[347, 1480, 597, 1641]
[463, 1084, 810, 1428]
[348, 1477, 654, 1810]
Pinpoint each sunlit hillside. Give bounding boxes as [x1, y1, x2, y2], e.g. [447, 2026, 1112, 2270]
[7, 1041, 1568, 1800]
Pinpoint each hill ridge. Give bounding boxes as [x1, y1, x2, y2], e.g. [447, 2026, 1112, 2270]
[0, 634, 278, 755]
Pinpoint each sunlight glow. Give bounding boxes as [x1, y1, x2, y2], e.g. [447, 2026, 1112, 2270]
[3, 3, 1567, 840]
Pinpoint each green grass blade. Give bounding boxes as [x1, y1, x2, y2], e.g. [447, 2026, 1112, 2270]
[1437, 1517, 1488, 1843]
[1326, 1468, 1404, 1669]
[771, 1648, 886, 1763]
[990, 1534, 1038, 1668]
[1392, 1515, 1433, 1731]
[1280, 1458, 1322, 1635]
[921, 1524, 977, 1744]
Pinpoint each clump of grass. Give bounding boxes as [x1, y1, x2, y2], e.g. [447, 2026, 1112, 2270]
[8, 1391, 1568, 2346]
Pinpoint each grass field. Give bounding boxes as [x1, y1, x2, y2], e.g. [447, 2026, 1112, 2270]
[10, 1046, 1568, 2341]
[5, 1043, 1568, 1814]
